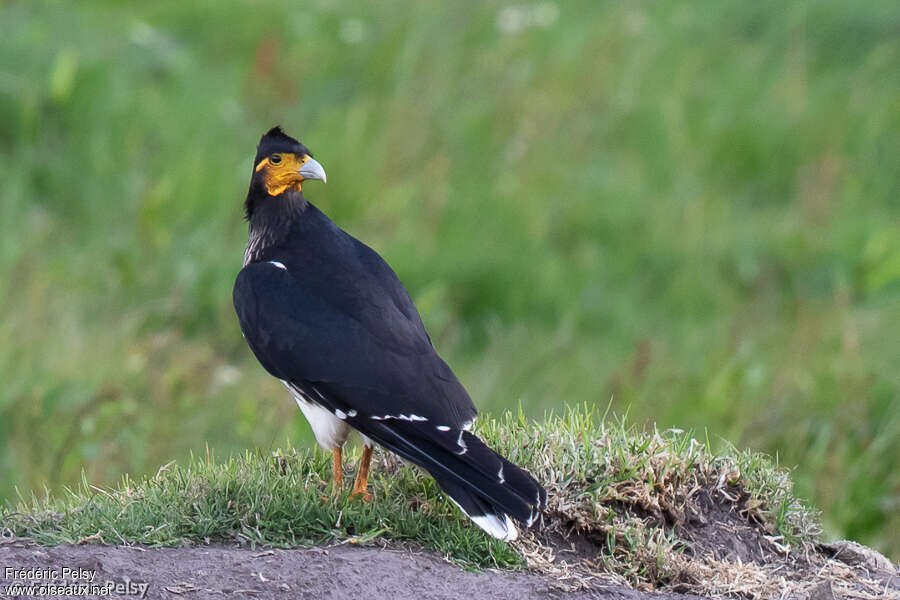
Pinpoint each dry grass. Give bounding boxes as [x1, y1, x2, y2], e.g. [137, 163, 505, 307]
[483, 407, 897, 598]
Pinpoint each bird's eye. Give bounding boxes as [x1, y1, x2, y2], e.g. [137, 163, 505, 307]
[270, 154, 283, 165]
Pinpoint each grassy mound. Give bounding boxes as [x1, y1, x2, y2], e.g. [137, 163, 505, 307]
[4, 409, 893, 598]
[2, 1, 898, 560]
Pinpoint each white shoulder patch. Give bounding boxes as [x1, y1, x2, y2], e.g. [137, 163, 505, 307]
[268, 261, 287, 270]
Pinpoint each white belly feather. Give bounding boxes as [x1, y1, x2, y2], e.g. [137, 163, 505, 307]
[281, 380, 351, 450]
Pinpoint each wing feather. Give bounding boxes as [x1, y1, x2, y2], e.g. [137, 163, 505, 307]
[233, 261, 475, 425]
[233, 253, 545, 534]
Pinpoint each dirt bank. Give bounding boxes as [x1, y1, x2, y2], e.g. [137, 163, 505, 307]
[0, 539, 698, 600]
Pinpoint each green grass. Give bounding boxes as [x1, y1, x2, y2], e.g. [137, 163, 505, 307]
[9, 445, 524, 570]
[1, 0, 898, 560]
[3, 409, 819, 590]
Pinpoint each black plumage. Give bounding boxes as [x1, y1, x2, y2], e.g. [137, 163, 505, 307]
[233, 127, 546, 540]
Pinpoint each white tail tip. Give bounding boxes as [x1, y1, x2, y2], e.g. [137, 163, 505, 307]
[470, 513, 518, 541]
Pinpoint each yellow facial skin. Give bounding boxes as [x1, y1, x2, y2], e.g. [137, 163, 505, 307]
[255, 153, 313, 196]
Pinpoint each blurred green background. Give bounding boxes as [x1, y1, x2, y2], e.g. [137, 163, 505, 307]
[1, 0, 898, 558]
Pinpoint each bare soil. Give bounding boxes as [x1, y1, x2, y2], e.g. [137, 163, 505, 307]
[0, 539, 700, 600]
[2, 489, 897, 600]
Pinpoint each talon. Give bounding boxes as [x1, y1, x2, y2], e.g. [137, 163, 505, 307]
[349, 490, 373, 503]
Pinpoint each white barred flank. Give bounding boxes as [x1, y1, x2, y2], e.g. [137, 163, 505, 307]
[370, 414, 428, 422]
[455, 429, 468, 455]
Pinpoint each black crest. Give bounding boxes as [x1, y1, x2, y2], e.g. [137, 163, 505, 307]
[254, 126, 312, 166]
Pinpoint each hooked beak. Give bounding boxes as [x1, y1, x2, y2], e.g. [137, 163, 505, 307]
[299, 157, 327, 184]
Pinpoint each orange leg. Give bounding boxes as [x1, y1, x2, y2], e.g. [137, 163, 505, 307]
[332, 447, 343, 495]
[349, 445, 374, 502]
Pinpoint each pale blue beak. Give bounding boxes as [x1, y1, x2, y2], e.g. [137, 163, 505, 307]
[299, 157, 327, 184]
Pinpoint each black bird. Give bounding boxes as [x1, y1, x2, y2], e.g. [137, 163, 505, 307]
[233, 127, 546, 540]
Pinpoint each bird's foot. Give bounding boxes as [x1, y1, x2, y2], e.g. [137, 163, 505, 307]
[326, 447, 343, 501]
[349, 488, 373, 503]
[349, 444, 374, 503]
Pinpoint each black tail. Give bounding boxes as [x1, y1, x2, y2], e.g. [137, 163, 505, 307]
[362, 421, 546, 540]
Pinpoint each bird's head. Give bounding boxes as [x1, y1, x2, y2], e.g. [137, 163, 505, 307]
[246, 127, 326, 217]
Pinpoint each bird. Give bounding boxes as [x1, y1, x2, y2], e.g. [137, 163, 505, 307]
[232, 127, 546, 541]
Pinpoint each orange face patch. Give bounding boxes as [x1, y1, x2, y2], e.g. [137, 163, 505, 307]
[255, 153, 312, 196]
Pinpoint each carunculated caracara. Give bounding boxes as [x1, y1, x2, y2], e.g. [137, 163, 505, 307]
[233, 127, 545, 541]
